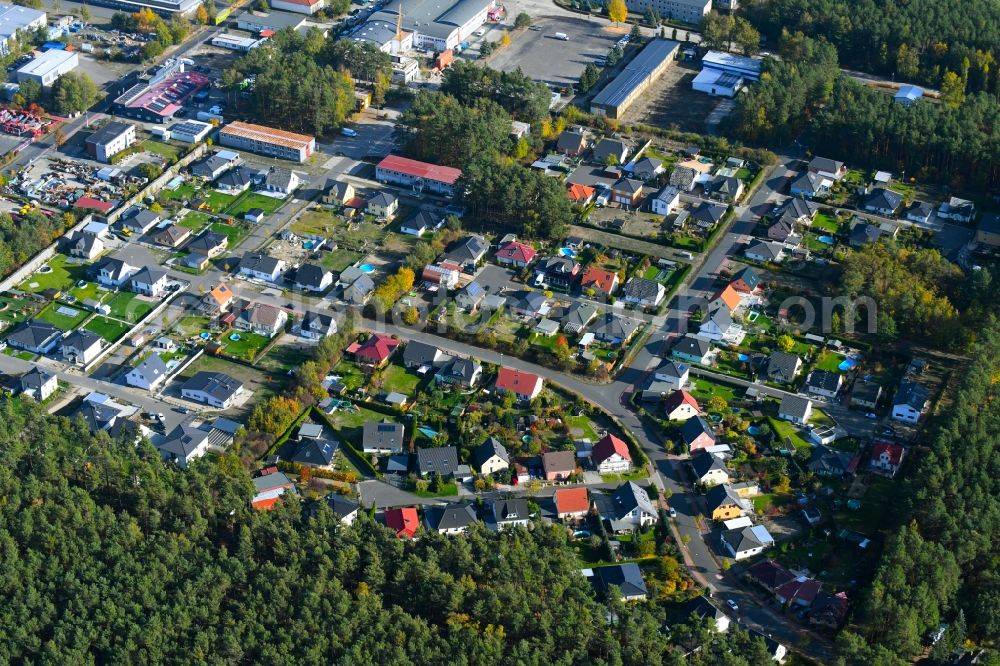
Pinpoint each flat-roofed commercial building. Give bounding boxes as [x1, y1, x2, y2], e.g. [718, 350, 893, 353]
[16, 48, 78, 85]
[76, 0, 200, 17]
[353, 0, 494, 52]
[211, 34, 263, 52]
[590, 39, 680, 119]
[219, 121, 315, 163]
[85, 121, 137, 163]
[0, 4, 46, 56]
[624, 0, 709, 24]
[169, 120, 212, 143]
[236, 10, 308, 33]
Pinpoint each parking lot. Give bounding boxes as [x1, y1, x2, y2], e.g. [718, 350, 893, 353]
[486, 14, 628, 87]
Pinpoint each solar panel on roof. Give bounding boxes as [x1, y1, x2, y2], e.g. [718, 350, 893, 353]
[378, 424, 395, 432]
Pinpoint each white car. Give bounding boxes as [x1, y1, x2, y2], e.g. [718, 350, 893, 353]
[726, 599, 739, 612]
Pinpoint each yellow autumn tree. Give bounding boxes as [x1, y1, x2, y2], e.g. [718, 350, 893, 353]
[607, 0, 627, 25]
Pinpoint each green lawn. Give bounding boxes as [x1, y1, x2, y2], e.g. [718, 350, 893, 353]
[3, 347, 35, 360]
[210, 222, 251, 248]
[292, 209, 340, 237]
[768, 416, 812, 450]
[330, 359, 368, 392]
[833, 476, 895, 534]
[175, 315, 212, 338]
[814, 350, 847, 373]
[224, 191, 286, 218]
[18, 255, 86, 293]
[35, 302, 88, 331]
[85, 316, 131, 342]
[107, 292, 153, 322]
[752, 493, 793, 513]
[256, 343, 311, 374]
[689, 377, 738, 404]
[410, 480, 459, 498]
[202, 190, 238, 213]
[220, 331, 272, 361]
[161, 182, 197, 203]
[138, 139, 183, 162]
[178, 210, 214, 231]
[380, 363, 421, 396]
[567, 415, 599, 441]
[321, 248, 363, 273]
[0, 295, 34, 326]
[812, 212, 841, 233]
[69, 281, 106, 304]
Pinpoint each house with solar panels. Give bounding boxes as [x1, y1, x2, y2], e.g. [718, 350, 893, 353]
[692, 50, 762, 98]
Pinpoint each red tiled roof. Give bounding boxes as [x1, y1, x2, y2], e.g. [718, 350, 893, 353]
[252, 497, 282, 510]
[74, 197, 114, 213]
[593, 433, 632, 466]
[495, 367, 542, 395]
[872, 441, 904, 465]
[664, 389, 700, 414]
[566, 183, 595, 201]
[377, 155, 462, 185]
[355, 333, 399, 363]
[496, 241, 537, 264]
[580, 266, 618, 294]
[554, 487, 590, 515]
[384, 507, 419, 538]
[715, 284, 742, 311]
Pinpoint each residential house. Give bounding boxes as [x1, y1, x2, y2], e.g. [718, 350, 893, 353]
[938, 196, 975, 223]
[672, 335, 712, 365]
[495, 240, 537, 268]
[598, 481, 658, 532]
[904, 200, 934, 224]
[400, 210, 440, 236]
[720, 525, 774, 560]
[699, 304, 744, 344]
[976, 212, 1000, 247]
[810, 591, 850, 629]
[566, 183, 596, 205]
[729, 266, 760, 296]
[664, 389, 700, 421]
[590, 313, 640, 346]
[325, 494, 359, 525]
[367, 191, 399, 219]
[541, 450, 576, 481]
[186, 231, 228, 259]
[774, 197, 817, 227]
[7, 320, 61, 354]
[534, 316, 559, 336]
[422, 262, 461, 289]
[93, 257, 134, 287]
[705, 483, 752, 521]
[507, 291, 550, 318]
[200, 283, 234, 315]
[298, 310, 337, 340]
[495, 367, 544, 402]
[120, 208, 161, 235]
[649, 185, 680, 216]
[491, 498, 531, 530]
[473, 437, 509, 476]
[125, 354, 169, 391]
[60, 329, 103, 366]
[805, 369, 842, 398]
[848, 221, 886, 247]
[150, 224, 191, 248]
[2, 368, 58, 401]
[562, 302, 599, 333]
[631, 156, 663, 181]
[807, 445, 857, 478]
[294, 263, 333, 292]
[712, 284, 742, 313]
[190, 150, 240, 179]
[690, 201, 727, 232]
[215, 166, 255, 194]
[850, 381, 883, 409]
[621, 277, 666, 309]
[552, 487, 590, 522]
[352, 333, 400, 369]
[705, 175, 744, 203]
[424, 504, 478, 535]
[443, 235, 488, 272]
[437, 356, 482, 388]
[534, 256, 580, 292]
[580, 266, 619, 297]
[778, 394, 813, 424]
[863, 188, 903, 216]
[64, 231, 103, 261]
[689, 451, 730, 486]
[235, 302, 287, 338]
[669, 165, 698, 192]
[871, 441, 905, 477]
[238, 253, 286, 283]
[611, 177, 644, 207]
[653, 359, 689, 391]
[767, 217, 796, 243]
[745, 559, 795, 593]
[262, 167, 300, 195]
[556, 129, 587, 156]
[680, 415, 718, 452]
[342, 273, 375, 305]
[180, 371, 244, 409]
[455, 281, 486, 312]
[591, 563, 648, 601]
[891, 378, 929, 424]
[776, 577, 823, 608]
[291, 432, 338, 467]
[362, 421, 406, 454]
[129, 266, 169, 298]
[808, 156, 846, 180]
[789, 171, 833, 198]
[745, 240, 785, 263]
[402, 340, 450, 370]
[767, 351, 802, 384]
[592, 434, 632, 473]
[156, 424, 210, 468]
[384, 506, 420, 538]
[592, 137, 629, 164]
[322, 180, 355, 205]
[677, 597, 731, 634]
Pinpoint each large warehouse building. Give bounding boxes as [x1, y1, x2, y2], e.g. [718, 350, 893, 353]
[353, 0, 494, 52]
[0, 4, 46, 57]
[624, 0, 709, 25]
[219, 121, 315, 163]
[692, 50, 762, 97]
[590, 39, 680, 119]
[16, 48, 78, 86]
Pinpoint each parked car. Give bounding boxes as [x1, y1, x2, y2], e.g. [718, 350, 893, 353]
[727, 599, 739, 611]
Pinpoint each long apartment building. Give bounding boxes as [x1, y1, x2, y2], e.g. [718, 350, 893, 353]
[218, 121, 315, 163]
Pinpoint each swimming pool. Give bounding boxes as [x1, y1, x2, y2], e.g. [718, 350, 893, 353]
[738, 353, 750, 362]
[818, 235, 835, 244]
[359, 264, 376, 274]
[747, 425, 761, 436]
[418, 426, 438, 439]
[229, 333, 241, 341]
[559, 247, 576, 258]
[303, 240, 315, 250]
[199, 332, 210, 340]
[838, 358, 857, 371]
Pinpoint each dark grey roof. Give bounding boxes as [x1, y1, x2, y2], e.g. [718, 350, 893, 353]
[157, 424, 209, 459]
[556, 130, 586, 153]
[7, 320, 60, 349]
[190, 154, 233, 178]
[808, 445, 854, 476]
[656, 359, 688, 378]
[977, 212, 1000, 235]
[767, 351, 801, 382]
[809, 156, 843, 174]
[186, 231, 227, 255]
[508, 290, 547, 312]
[295, 263, 329, 289]
[689, 451, 728, 480]
[291, 437, 338, 466]
[905, 200, 933, 217]
[591, 312, 640, 342]
[705, 483, 746, 512]
[776, 196, 816, 224]
[438, 356, 480, 383]
[87, 121, 133, 146]
[562, 302, 598, 328]
[706, 303, 733, 330]
[593, 563, 648, 598]
[362, 420, 405, 451]
[680, 415, 716, 446]
[215, 166, 254, 189]
[806, 369, 841, 393]
[706, 175, 741, 197]
[622, 277, 663, 302]
[131, 266, 167, 286]
[61, 329, 102, 351]
[444, 235, 488, 263]
[673, 334, 711, 358]
[425, 503, 478, 531]
[746, 239, 783, 260]
[894, 378, 929, 410]
[325, 493, 359, 520]
[678, 596, 727, 625]
[850, 221, 882, 246]
[691, 201, 727, 225]
[132, 354, 168, 382]
[864, 187, 903, 211]
[301, 310, 335, 332]
[253, 471, 292, 493]
[402, 340, 450, 368]
[669, 166, 697, 189]
[851, 381, 882, 402]
[491, 497, 530, 523]
[265, 167, 296, 191]
[473, 437, 509, 470]
[417, 445, 459, 476]
[632, 156, 662, 177]
[592, 137, 628, 162]
[368, 191, 397, 207]
[721, 525, 764, 553]
[181, 371, 243, 402]
[779, 394, 812, 419]
[612, 177, 643, 195]
[607, 481, 656, 520]
[538, 255, 578, 275]
[591, 39, 679, 110]
[239, 252, 282, 275]
[10, 367, 54, 394]
[94, 257, 133, 280]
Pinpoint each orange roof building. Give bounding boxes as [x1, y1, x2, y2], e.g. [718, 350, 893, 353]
[567, 183, 596, 203]
[714, 284, 742, 311]
[581, 266, 620, 295]
[553, 487, 590, 519]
